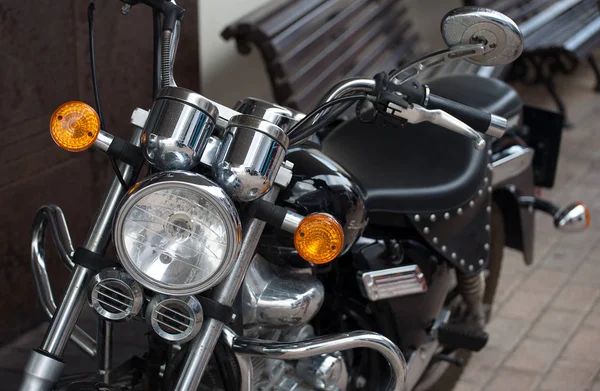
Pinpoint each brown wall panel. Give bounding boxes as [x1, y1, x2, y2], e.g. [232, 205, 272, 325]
[0, 0, 198, 345]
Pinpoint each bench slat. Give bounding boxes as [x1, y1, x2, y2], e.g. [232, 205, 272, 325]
[269, 0, 371, 78]
[274, 2, 403, 101]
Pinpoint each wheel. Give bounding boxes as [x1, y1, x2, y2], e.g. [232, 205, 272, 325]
[416, 203, 505, 391]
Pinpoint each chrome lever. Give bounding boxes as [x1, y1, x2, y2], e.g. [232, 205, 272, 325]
[385, 102, 486, 150]
[390, 43, 486, 85]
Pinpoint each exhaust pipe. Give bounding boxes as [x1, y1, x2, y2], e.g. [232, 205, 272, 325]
[222, 327, 407, 391]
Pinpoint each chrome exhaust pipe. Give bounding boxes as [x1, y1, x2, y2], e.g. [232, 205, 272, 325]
[222, 327, 407, 391]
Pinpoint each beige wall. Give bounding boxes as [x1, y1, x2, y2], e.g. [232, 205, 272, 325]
[199, 0, 275, 106]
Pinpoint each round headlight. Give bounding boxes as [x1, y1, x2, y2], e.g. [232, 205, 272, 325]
[114, 171, 242, 296]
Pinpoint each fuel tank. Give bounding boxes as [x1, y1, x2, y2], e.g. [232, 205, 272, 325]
[258, 147, 368, 266]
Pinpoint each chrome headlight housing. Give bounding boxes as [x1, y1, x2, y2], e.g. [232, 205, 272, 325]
[114, 171, 242, 296]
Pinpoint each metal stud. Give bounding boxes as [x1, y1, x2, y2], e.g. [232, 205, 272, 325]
[451, 252, 457, 259]
[478, 189, 483, 196]
[484, 177, 489, 184]
[441, 245, 447, 252]
[487, 163, 493, 171]
[460, 259, 465, 266]
[488, 149, 492, 156]
[457, 208, 463, 215]
[478, 259, 484, 265]
[486, 206, 492, 213]
[488, 186, 492, 193]
[444, 212, 450, 220]
[484, 243, 490, 251]
[423, 227, 430, 234]
[430, 214, 436, 222]
[485, 224, 490, 231]
[433, 237, 439, 244]
[469, 200, 475, 208]
[414, 214, 420, 222]
[468, 265, 474, 271]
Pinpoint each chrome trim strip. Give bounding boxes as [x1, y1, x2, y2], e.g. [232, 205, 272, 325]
[359, 265, 428, 301]
[491, 146, 535, 186]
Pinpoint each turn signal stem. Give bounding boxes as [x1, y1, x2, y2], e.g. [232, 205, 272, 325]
[250, 199, 303, 234]
[94, 132, 144, 168]
[520, 196, 591, 232]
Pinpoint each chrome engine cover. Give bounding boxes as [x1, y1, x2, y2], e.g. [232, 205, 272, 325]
[242, 255, 347, 390]
[242, 255, 324, 328]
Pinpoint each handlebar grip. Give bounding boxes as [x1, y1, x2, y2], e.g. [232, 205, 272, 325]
[426, 93, 506, 138]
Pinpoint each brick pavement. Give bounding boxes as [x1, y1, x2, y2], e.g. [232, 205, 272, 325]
[0, 63, 599, 391]
[453, 64, 600, 391]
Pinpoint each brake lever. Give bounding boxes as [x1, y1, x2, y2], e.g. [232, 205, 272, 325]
[384, 101, 486, 151]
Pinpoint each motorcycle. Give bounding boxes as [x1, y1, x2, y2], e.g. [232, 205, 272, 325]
[19, 2, 590, 391]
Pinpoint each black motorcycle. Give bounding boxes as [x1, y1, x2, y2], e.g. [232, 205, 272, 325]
[20, 2, 589, 391]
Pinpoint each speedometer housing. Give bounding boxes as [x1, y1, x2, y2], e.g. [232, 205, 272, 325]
[113, 171, 242, 296]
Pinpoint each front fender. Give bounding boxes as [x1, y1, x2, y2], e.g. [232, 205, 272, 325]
[493, 164, 536, 265]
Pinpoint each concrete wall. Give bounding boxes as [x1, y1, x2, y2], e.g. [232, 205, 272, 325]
[199, 0, 275, 107]
[197, 0, 463, 107]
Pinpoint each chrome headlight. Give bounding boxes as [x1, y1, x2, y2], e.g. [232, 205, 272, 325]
[114, 171, 242, 296]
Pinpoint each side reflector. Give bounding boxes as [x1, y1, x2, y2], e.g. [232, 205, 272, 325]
[294, 213, 344, 265]
[49, 101, 100, 152]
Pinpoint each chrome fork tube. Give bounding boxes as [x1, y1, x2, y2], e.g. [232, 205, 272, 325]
[21, 129, 142, 391]
[174, 189, 279, 391]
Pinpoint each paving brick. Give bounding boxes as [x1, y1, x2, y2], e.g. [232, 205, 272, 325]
[583, 301, 600, 329]
[529, 309, 584, 342]
[486, 369, 541, 391]
[504, 338, 562, 374]
[540, 242, 588, 272]
[520, 269, 569, 295]
[551, 283, 600, 312]
[564, 326, 600, 362]
[498, 290, 553, 321]
[537, 356, 599, 391]
[460, 347, 508, 386]
[571, 261, 600, 286]
[486, 316, 531, 352]
[452, 381, 481, 391]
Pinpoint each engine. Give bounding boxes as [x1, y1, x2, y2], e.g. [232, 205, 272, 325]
[242, 255, 348, 391]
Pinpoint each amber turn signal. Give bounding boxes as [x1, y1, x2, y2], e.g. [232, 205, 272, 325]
[49, 101, 100, 152]
[294, 213, 344, 264]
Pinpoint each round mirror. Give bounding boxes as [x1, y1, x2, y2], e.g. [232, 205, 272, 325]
[441, 7, 524, 66]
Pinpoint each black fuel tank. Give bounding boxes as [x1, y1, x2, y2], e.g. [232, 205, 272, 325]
[258, 147, 368, 265]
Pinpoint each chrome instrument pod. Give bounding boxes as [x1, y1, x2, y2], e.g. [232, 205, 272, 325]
[234, 97, 305, 133]
[142, 87, 218, 171]
[212, 115, 288, 201]
[441, 7, 524, 66]
[554, 202, 591, 232]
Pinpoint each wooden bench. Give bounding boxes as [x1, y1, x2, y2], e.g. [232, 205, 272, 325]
[221, 0, 421, 112]
[464, 0, 600, 122]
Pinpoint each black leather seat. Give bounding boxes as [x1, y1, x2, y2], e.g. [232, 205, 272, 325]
[322, 75, 522, 224]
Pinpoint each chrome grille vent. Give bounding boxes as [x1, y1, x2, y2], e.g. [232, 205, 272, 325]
[147, 295, 203, 343]
[88, 269, 143, 321]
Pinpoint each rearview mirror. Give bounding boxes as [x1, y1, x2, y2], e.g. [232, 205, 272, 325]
[441, 7, 524, 66]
